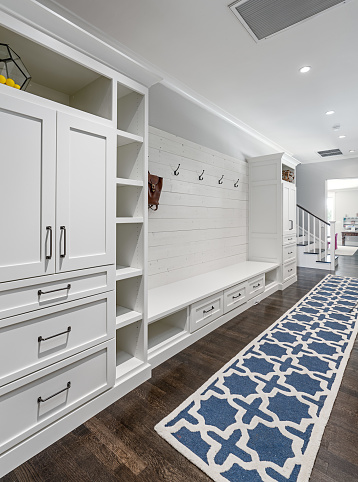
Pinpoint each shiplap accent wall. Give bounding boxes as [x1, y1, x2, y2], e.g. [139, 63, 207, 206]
[148, 126, 248, 289]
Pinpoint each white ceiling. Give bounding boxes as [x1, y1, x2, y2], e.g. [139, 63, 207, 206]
[36, 0, 358, 163]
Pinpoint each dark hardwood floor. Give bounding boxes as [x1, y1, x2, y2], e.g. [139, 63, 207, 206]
[3, 253, 358, 482]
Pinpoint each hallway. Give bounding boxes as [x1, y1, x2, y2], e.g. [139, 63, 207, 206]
[4, 256, 358, 482]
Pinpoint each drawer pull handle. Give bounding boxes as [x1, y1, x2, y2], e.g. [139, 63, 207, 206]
[60, 226, 67, 258]
[38, 381, 71, 404]
[289, 220, 294, 230]
[203, 306, 215, 314]
[288, 251, 293, 255]
[288, 269, 293, 273]
[46, 226, 53, 260]
[38, 284, 71, 296]
[253, 283, 260, 288]
[233, 293, 242, 299]
[287, 238, 293, 241]
[38, 326, 71, 343]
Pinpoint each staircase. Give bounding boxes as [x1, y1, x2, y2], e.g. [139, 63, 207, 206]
[296, 205, 338, 271]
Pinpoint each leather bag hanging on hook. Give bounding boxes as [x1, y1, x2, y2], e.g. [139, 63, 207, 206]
[148, 171, 163, 211]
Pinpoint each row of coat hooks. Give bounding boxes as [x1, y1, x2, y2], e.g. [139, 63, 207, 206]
[173, 164, 239, 187]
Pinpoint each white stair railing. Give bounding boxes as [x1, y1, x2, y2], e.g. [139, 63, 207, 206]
[297, 205, 336, 270]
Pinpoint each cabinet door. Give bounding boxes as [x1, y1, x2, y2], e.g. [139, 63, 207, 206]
[56, 113, 115, 272]
[0, 92, 56, 282]
[282, 183, 296, 235]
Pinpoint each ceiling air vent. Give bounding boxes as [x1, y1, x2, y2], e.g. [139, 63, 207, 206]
[229, 0, 347, 41]
[317, 149, 343, 157]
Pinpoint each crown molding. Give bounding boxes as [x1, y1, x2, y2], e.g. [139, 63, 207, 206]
[2, 0, 290, 154]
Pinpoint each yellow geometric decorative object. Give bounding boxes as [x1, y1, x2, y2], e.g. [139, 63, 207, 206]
[0, 74, 5, 84]
[5, 78, 15, 87]
[14, 84, 20, 89]
[0, 44, 31, 90]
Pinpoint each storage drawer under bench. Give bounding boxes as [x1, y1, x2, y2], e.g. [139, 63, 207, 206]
[0, 340, 115, 456]
[0, 291, 115, 387]
[0, 265, 115, 320]
[223, 282, 247, 314]
[190, 292, 224, 333]
[247, 275, 265, 299]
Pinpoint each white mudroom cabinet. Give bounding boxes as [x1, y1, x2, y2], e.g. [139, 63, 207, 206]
[0, 7, 149, 476]
[0, 94, 115, 282]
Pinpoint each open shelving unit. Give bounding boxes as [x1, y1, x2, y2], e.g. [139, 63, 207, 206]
[115, 321, 146, 379]
[148, 309, 188, 362]
[114, 80, 147, 378]
[0, 24, 113, 121]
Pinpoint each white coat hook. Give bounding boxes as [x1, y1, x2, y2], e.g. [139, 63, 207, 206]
[218, 175, 224, 185]
[174, 164, 180, 176]
[234, 179, 239, 187]
[199, 170, 205, 180]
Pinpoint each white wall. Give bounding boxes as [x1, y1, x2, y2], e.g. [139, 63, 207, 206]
[296, 158, 358, 220]
[330, 189, 358, 245]
[149, 83, 280, 161]
[148, 127, 248, 289]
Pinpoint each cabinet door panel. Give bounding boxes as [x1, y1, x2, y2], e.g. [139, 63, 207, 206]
[0, 93, 56, 282]
[56, 113, 115, 272]
[282, 183, 296, 235]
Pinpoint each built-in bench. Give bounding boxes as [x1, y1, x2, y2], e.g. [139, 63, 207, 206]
[147, 261, 279, 368]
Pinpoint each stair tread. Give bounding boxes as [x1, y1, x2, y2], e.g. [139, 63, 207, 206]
[304, 249, 326, 254]
[316, 255, 339, 263]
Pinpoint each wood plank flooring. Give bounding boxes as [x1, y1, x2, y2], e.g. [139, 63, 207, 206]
[3, 254, 358, 482]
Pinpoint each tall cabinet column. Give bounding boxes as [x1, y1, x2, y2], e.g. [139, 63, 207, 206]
[248, 153, 300, 289]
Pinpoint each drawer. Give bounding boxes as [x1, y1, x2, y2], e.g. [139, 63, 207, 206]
[0, 291, 115, 387]
[247, 275, 265, 299]
[283, 261, 296, 281]
[190, 293, 224, 333]
[0, 340, 115, 455]
[283, 234, 296, 245]
[0, 265, 115, 320]
[283, 244, 296, 263]
[224, 282, 247, 314]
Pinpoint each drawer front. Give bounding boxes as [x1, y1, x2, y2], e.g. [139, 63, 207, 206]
[283, 261, 296, 281]
[0, 291, 115, 387]
[0, 265, 115, 320]
[283, 234, 296, 246]
[247, 275, 265, 299]
[0, 340, 115, 455]
[224, 282, 247, 314]
[283, 244, 296, 263]
[190, 293, 224, 333]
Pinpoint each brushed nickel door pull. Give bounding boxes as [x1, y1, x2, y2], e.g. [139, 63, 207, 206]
[46, 226, 53, 259]
[37, 382, 71, 403]
[60, 226, 67, 258]
[38, 326, 71, 342]
[38, 284, 71, 296]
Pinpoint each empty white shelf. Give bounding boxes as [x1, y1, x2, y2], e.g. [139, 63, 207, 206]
[116, 352, 144, 379]
[116, 265, 143, 280]
[148, 321, 187, 352]
[117, 130, 143, 146]
[116, 217, 144, 224]
[116, 306, 142, 328]
[116, 178, 143, 187]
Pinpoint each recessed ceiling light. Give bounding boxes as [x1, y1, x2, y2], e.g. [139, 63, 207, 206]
[326, 110, 335, 115]
[349, 150, 355, 153]
[339, 135, 346, 139]
[299, 66, 311, 73]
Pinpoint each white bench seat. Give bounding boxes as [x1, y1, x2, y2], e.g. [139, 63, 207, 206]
[148, 261, 279, 324]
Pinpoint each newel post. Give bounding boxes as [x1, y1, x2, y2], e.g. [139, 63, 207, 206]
[330, 221, 336, 271]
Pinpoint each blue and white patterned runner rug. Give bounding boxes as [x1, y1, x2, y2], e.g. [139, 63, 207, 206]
[155, 275, 358, 482]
